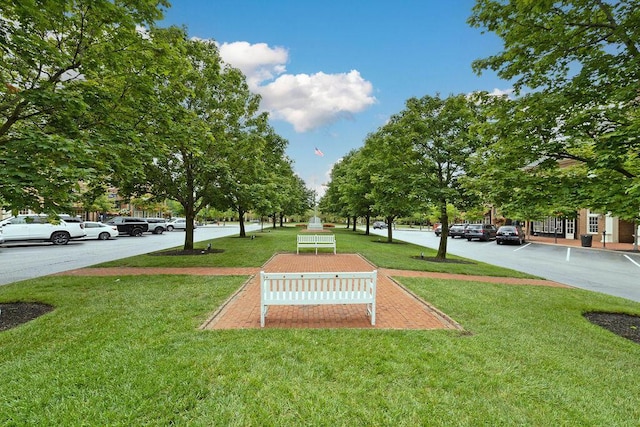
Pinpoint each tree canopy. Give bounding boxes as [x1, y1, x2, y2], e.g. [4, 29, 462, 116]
[1, 0, 169, 212]
[469, 0, 640, 223]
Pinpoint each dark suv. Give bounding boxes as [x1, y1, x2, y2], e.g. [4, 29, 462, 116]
[464, 224, 497, 241]
[496, 225, 525, 245]
[448, 224, 468, 238]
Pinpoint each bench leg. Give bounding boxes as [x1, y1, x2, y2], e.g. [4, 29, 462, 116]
[368, 302, 376, 326]
[261, 304, 268, 327]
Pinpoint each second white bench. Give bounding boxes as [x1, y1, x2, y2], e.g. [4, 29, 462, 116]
[296, 234, 336, 254]
[260, 270, 377, 327]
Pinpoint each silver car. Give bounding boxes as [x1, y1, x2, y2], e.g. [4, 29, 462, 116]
[145, 218, 168, 234]
[166, 218, 197, 231]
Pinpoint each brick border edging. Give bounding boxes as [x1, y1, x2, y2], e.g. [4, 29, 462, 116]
[198, 275, 255, 330]
[385, 276, 464, 331]
[198, 252, 284, 330]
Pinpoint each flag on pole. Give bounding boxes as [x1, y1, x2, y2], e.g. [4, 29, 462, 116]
[314, 147, 324, 157]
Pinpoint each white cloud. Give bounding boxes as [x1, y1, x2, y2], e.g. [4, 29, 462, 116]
[488, 88, 514, 97]
[218, 41, 376, 132]
[218, 41, 288, 90]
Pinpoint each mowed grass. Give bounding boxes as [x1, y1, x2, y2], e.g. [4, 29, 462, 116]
[1, 226, 639, 425]
[95, 226, 536, 278]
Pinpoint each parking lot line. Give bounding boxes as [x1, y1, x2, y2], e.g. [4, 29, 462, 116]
[513, 243, 531, 252]
[624, 254, 640, 268]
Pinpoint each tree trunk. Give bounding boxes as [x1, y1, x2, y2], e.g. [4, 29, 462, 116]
[365, 214, 371, 235]
[346, 216, 351, 229]
[386, 215, 394, 243]
[184, 207, 195, 250]
[238, 208, 246, 237]
[436, 202, 449, 259]
[352, 216, 357, 232]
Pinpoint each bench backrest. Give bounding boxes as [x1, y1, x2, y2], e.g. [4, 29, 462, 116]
[297, 234, 335, 243]
[261, 271, 376, 301]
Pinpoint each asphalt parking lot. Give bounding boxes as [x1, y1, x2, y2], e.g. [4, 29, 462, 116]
[368, 227, 640, 303]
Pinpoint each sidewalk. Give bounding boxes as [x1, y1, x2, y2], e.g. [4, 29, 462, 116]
[526, 234, 639, 252]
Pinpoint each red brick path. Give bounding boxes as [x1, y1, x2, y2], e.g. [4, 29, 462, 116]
[57, 253, 569, 330]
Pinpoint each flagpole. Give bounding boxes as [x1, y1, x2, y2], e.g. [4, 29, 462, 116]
[313, 178, 318, 219]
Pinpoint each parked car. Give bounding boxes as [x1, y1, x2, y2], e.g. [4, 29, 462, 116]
[145, 218, 168, 234]
[58, 214, 84, 224]
[105, 216, 149, 236]
[166, 218, 197, 231]
[464, 223, 497, 241]
[0, 214, 86, 245]
[82, 221, 118, 240]
[373, 221, 387, 230]
[496, 225, 525, 245]
[449, 224, 468, 238]
[433, 223, 442, 236]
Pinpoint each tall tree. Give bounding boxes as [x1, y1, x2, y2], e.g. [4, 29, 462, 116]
[320, 152, 357, 228]
[343, 149, 375, 233]
[387, 93, 484, 257]
[361, 129, 416, 243]
[138, 31, 234, 250]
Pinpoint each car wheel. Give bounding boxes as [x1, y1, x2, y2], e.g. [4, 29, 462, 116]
[497, 240, 502, 245]
[50, 231, 70, 245]
[98, 232, 110, 240]
[130, 227, 143, 237]
[467, 238, 472, 241]
[167, 225, 174, 231]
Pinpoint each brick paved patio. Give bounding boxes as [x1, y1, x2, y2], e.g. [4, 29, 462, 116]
[200, 253, 567, 330]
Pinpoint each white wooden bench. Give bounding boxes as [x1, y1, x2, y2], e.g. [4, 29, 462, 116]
[260, 271, 377, 327]
[296, 234, 336, 254]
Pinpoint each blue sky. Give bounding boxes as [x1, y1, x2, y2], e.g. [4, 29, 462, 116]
[160, 0, 510, 196]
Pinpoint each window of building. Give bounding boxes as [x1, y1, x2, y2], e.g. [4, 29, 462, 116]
[588, 213, 599, 234]
[533, 218, 563, 234]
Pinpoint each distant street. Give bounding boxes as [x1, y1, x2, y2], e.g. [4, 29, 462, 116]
[367, 227, 640, 303]
[0, 223, 261, 286]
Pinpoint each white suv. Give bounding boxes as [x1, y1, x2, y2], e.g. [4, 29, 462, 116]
[0, 215, 86, 245]
[145, 218, 168, 234]
[166, 218, 197, 231]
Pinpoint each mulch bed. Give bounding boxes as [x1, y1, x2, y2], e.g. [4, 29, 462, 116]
[411, 256, 474, 264]
[583, 312, 640, 344]
[150, 249, 224, 256]
[0, 302, 54, 332]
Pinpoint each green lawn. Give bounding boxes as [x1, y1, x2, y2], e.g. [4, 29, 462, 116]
[1, 226, 639, 425]
[96, 226, 536, 278]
